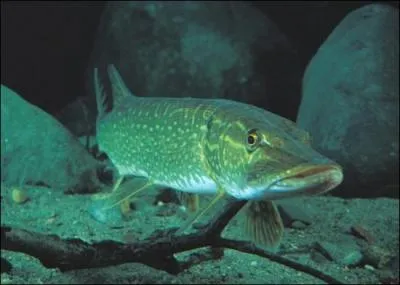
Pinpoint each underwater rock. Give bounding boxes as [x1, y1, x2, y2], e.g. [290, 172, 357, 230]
[88, 198, 124, 226]
[296, 4, 399, 198]
[310, 250, 331, 264]
[1, 85, 102, 193]
[361, 244, 397, 269]
[316, 239, 363, 267]
[290, 220, 308, 229]
[350, 224, 375, 244]
[276, 199, 313, 227]
[0, 258, 12, 274]
[86, 1, 302, 120]
[78, 135, 97, 154]
[55, 96, 96, 137]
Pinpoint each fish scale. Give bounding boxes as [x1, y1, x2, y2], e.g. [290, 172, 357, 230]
[93, 64, 344, 249]
[97, 96, 222, 194]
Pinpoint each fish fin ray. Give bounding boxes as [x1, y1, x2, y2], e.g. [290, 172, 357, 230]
[107, 64, 136, 106]
[101, 177, 153, 210]
[94, 67, 108, 120]
[244, 200, 284, 251]
[176, 189, 225, 234]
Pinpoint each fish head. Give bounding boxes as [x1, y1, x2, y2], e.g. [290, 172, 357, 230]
[204, 102, 343, 200]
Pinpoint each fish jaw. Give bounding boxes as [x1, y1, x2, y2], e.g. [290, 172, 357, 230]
[268, 163, 343, 196]
[239, 163, 343, 200]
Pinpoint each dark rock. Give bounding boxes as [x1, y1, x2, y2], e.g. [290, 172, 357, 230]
[55, 96, 96, 137]
[1, 85, 103, 193]
[387, 252, 399, 273]
[296, 4, 399, 198]
[361, 245, 396, 269]
[310, 250, 331, 264]
[192, 222, 207, 230]
[86, 1, 302, 121]
[350, 224, 375, 244]
[78, 135, 98, 155]
[0, 257, 12, 273]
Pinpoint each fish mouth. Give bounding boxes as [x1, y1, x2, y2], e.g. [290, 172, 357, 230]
[265, 164, 343, 199]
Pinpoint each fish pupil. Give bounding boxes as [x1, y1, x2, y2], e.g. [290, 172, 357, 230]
[248, 135, 255, 144]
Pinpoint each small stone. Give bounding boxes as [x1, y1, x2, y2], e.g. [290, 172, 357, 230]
[350, 224, 375, 243]
[192, 222, 207, 230]
[291, 220, 308, 229]
[316, 239, 363, 266]
[11, 187, 29, 204]
[342, 251, 363, 267]
[277, 200, 312, 227]
[364, 264, 375, 271]
[250, 261, 258, 266]
[311, 251, 330, 264]
[88, 199, 123, 226]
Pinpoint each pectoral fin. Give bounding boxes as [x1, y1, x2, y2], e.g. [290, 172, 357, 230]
[244, 200, 284, 250]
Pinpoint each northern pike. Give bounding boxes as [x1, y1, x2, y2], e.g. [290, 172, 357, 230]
[93, 65, 343, 248]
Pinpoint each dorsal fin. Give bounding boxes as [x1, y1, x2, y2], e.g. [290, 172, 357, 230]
[107, 64, 136, 106]
[93, 67, 108, 121]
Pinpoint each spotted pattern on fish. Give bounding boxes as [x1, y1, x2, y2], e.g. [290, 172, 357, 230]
[95, 65, 343, 201]
[97, 97, 222, 194]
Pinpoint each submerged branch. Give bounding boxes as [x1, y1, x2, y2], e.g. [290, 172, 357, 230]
[1, 199, 343, 284]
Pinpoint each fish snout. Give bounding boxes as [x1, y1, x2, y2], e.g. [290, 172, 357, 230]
[267, 163, 344, 198]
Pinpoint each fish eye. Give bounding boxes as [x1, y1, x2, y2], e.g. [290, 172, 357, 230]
[248, 134, 256, 145]
[246, 129, 259, 150]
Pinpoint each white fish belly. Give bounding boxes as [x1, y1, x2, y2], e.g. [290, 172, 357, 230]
[157, 174, 217, 194]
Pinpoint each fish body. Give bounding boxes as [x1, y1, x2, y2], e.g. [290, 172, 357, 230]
[94, 65, 343, 248]
[96, 78, 342, 199]
[97, 96, 219, 195]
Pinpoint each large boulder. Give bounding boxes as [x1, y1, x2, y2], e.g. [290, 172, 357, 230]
[296, 4, 399, 198]
[1, 85, 102, 193]
[85, 1, 302, 121]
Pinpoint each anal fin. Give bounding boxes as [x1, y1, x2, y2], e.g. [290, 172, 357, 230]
[244, 200, 284, 250]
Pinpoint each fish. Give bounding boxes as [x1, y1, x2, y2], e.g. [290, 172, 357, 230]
[93, 64, 344, 249]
